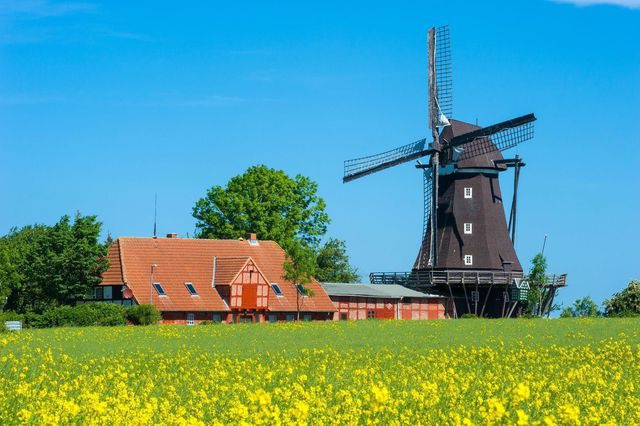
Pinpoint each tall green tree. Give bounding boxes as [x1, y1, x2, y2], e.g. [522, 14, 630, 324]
[560, 296, 601, 318]
[193, 165, 330, 252]
[193, 165, 359, 286]
[1, 213, 108, 313]
[315, 239, 359, 283]
[604, 280, 640, 317]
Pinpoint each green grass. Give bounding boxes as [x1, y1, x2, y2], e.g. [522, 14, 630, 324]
[6, 317, 639, 358]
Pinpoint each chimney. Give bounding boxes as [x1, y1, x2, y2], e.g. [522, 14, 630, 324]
[246, 233, 259, 246]
[166, 233, 178, 239]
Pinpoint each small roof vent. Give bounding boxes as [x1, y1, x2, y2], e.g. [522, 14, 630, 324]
[166, 233, 178, 239]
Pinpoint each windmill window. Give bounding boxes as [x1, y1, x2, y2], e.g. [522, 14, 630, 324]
[464, 223, 473, 234]
[464, 255, 473, 266]
[464, 187, 472, 198]
[271, 283, 283, 297]
[185, 282, 198, 295]
[153, 283, 166, 296]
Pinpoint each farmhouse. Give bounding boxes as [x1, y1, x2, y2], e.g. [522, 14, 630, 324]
[321, 282, 451, 320]
[96, 234, 336, 324]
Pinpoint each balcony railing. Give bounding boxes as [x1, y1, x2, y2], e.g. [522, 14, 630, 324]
[370, 270, 567, 289]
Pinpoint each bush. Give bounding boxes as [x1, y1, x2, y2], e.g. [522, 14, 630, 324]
[126, 304, 161, 325]
[605, 280, 640, 317]
[0, 322, 7, 333]
[607, 310, 640, 318]
[460, 313, 478, 319]
[22, 303, 127, 328]
[24, 311, 50, 328]
[0, 311, 24, 324]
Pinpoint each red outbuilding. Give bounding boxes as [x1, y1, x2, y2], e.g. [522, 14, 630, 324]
[321, 282, 452, 320]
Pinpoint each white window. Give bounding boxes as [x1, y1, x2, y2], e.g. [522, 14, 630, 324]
[186, 313, 195, 326]
[464, 255, 473, 266]
[464, 187, 472, 199]
[464, 223, 473, 234]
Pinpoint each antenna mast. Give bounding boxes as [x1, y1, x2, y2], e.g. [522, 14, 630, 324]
[153, 193, 157, 238]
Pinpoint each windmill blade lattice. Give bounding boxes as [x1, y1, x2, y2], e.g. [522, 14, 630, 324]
[448, 114, 536, 161]
[434, 25, 453, 118]
[422, 167, 432, 241]
[343, 138, 431, 182]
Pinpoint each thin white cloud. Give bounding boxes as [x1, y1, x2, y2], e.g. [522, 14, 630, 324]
[0, 0, 96, 19]
[552, 0, 640, 8]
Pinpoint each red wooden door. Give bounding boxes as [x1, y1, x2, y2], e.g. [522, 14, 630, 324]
[241, 284, 257, 309]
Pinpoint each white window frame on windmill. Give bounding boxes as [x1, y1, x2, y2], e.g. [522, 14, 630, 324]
[464, 255, 473, 266]
[464, 187, 473, 199]
[464, 223, 473, 234]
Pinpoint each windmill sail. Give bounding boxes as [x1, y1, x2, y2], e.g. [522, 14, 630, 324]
[434, 25, 452, 118]
[343, 138, 433, 182]
[448, 113, 535, 161]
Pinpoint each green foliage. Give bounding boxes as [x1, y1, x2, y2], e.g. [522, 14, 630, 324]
[193, 166, 358, 286]
[559, 297, 601, 318]
[0, 213, 109, 313]
[524, 253, 547, 316]
[315, 239, 359, 283]
[126, 304, 162, 325]
[0, 322, 6, 333]
[460, 313, 479, 319]
[605, 280, 640, 317]
[23, 303, 127, 328]
[193, 165, 330, 251]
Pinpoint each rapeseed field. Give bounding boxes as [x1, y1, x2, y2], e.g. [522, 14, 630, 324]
[1, 319, 639, 425]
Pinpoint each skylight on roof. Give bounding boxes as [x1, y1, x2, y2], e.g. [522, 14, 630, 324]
[185, 282, 198, 295]
[271, 283, 283, 297]
[153, 283, 166, 296]
[296, 283, 308, 296]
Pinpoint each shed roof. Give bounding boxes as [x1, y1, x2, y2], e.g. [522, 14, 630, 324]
[320, 282, 444, 299]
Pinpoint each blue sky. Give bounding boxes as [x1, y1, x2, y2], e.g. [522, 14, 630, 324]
[1, 0, 639, 308]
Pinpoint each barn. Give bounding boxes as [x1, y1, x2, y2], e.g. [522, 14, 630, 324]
[96, 233, 336, 324]
[321, 282, 452, 320]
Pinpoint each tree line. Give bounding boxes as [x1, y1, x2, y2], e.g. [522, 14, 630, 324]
[0, 164, 637, 319]
[0, 165, 359, 315]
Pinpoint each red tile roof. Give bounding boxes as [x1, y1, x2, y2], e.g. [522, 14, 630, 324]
[100, 237, 335, 313]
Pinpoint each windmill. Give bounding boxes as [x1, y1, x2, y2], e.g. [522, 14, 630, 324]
[343, 26, 566, 318]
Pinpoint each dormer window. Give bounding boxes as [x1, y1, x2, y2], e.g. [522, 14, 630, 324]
[185, 282, 198, 295]
[464, 223, 472, 234]
[464, 255, 473, 266]
[153, 283, 166, 296]
[464, 187, 472, 199]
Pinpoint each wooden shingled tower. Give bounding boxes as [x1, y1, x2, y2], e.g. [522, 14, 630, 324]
[343, 26, 566, 318]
